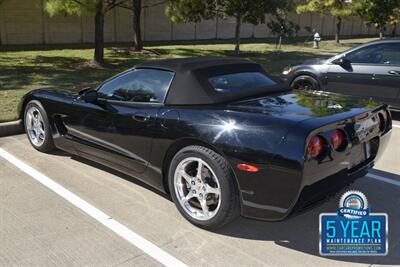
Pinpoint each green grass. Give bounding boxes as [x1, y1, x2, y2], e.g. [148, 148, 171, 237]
[0, 37, 377, 122]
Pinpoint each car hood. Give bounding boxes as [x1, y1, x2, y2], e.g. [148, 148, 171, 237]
[228, 90, 382, 123]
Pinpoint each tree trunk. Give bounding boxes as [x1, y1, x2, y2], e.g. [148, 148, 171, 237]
[276, 35, 282, 49]
[391, 23, 397, 37]
[379, 26, 384, 39]
[94, 0, 104, 64]
[234, 15, 241, 55]
[335, 17, 342, 44]
[132, 0, 143, 51]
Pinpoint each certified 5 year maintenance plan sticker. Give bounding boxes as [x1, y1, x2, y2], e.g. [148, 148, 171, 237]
[319, 190, 388, 256]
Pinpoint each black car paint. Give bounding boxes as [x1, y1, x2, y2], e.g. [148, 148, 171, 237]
[282, 39, 400, 110]
[19, 87, 392, 221]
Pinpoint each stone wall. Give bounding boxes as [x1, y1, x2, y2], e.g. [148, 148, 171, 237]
[0, 0, 398, 45]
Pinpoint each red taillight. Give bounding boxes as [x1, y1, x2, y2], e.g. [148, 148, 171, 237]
[378, 113, 386, 131]
[330, 129, 346, 151]
[236, 163, 259, 173]
[307, 135, 326, 159]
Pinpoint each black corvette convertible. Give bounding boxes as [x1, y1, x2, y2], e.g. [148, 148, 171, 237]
[19, 57, 392, 229]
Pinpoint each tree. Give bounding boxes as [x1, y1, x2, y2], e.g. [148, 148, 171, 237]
[115, 0, 168, 52]
[297, 0, 356, 44]
[167, 0, 285, 54]
[131, 0, 143, 51]
[355, 0, 400, 39]
[389, 7, 400, 37]
[116, 0, 144, 51]
[267, 16, 299, 49]
[267, 2, 298, 49]
[0, 0, 5, 45]
[45, 0, 129, 64]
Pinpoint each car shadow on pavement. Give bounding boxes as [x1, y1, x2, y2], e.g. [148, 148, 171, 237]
[215, 176, 400, 265]
[67, 154, 171, 201]
[65, 150, 399, 265]
[391, 111, 400, 121]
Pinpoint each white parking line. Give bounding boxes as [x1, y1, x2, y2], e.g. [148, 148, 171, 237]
[0, 148, 187, 267]
[366, 173, 400, 187]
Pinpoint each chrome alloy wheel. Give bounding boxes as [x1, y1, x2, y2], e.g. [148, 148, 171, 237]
[174, 157, 221, 221]
[26, 106, 46, 147]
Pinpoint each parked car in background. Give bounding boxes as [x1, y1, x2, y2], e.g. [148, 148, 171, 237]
[19, 57, 392, 229]
[282, 39, 400, 111]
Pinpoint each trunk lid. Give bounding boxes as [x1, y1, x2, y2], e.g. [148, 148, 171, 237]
[227, 90, 383, 124]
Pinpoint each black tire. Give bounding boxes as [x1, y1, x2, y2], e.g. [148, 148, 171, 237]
[24, 100, 55, 153]
[168, 145, 240, 229]
[290, 75, 319, 91]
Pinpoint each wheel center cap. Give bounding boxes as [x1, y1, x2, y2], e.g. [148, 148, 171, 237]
[193, 180, 204, 191]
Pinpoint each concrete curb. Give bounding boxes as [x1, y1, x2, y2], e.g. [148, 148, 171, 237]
[0, 120, 24, 137]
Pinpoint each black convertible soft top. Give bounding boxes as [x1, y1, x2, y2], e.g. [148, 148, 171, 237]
[135, 57, 283, 105]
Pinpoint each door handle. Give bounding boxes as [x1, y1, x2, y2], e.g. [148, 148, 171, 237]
[388, 70, 400, 75]
[371, 74, 380, 80]
[132, 112, 150, 122]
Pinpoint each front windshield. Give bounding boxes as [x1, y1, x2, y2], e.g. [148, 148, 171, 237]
[208, 72, 277, 92]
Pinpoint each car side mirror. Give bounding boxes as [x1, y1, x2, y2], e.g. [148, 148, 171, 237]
[78, 87, 91, 95]
[333, 57, 351, 67]
[81, 90, 98, 103]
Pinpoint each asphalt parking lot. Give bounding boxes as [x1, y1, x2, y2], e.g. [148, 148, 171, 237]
[0, 121, 399, 266]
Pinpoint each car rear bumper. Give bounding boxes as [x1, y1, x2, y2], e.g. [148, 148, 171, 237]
[240, 130, 391, 221]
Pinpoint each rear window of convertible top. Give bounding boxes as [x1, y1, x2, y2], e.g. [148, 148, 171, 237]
[208, 72, 277, 92]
